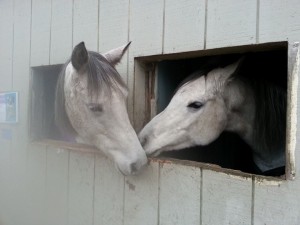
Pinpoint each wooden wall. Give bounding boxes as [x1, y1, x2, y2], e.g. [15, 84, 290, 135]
[0, 0, 300, 224]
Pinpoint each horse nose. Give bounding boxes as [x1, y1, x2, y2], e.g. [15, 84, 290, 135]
[130, 162, 138, 173]
[139, 135, 148, 147]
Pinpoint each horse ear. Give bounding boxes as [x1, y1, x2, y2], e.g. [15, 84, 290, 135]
[103, 42, 131, 66]
[71, 42, 88, 71]
[223, 57, 244, 81]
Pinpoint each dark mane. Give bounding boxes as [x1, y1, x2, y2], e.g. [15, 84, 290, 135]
[55, 51, 127, 136]
[239, 52, 287, 154]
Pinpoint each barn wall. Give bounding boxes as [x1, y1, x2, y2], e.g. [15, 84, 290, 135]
[0, 0, 300, 225]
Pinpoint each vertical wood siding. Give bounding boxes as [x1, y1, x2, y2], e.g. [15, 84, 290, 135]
[0, 0, 300, 225]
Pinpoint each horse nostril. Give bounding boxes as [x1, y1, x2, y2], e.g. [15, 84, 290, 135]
[130, 162, 138, 173]
[140, 136, 148, 147]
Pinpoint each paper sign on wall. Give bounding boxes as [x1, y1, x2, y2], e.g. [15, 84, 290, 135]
[0, 92, 18, 123]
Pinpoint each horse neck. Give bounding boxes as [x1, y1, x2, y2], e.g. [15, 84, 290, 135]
[224, 79, 255, 147]
[224, 79, 285, 172]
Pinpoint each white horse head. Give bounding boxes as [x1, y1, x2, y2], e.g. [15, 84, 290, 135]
[55, 42, 147, 175]
[139, 58, 286, 174]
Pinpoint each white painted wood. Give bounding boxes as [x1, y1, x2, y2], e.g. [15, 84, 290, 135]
[254, 178, 300, 225]
[24, 144, 47, 225]
[258, 0, 288, 43]
[286, 42, 300, 179]
[30, 0, 51, 66]
[206, 0, 256, 49]
[0, 137, 12, 225]
[73, 0, 98, 50]
[124, 162, 159, 225]
[164, 0, 206, 53]
[68, 151, 95, 225]
[98, 0, 129, 84]
[0, 0, 13, 91]
[50, 0, 73, 64]
[129, 0, 164, 57]
[159, 162, 201, 225]
[94, 154, 124, 225]
[202, 170, 252, 225]
[128, 0, 164, 123]
[9, 1, 32, 224]
[287, 0, 300, 43]
[45, 148, 69, 225]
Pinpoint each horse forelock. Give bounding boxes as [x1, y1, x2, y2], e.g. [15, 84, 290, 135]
[55, 51, 128, 137]
[86, 51, 128, 98]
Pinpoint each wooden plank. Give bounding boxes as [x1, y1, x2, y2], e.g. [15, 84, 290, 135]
[253, 178, 300, 225]
[202, 169, 252, 225]
[45, 147, 69, 225]
[94, 153, 124, 225]
[68, 151, 95, 225]
[30, 0, 51, 66]
[0, 0, 13, 91]
[9, 1, 32, 224]
[287, 0, 300, 43]
[159, 162, 201, 225]
[206, 0, 256, 49]
[73, 0, 98, 50]
[124, 162, 159, 225]
[133, 61, 148, 132]
[128, 0, 164, 123]
[50, 0, 73, 64]
[129, 0, 164, 57]
[0, 136, 12, 225]
[24, 144, 47, 225]
[98, 0, 129, 83]
[258, 0, 288, 43]
[163, 0, 206, 53]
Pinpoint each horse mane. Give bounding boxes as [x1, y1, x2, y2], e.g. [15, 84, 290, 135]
[238, 53, 287, 154]
[55, 51, 127, 136]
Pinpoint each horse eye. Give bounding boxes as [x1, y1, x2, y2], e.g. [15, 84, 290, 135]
[187, 101, 203, 109]
[87, 103, 103, 112]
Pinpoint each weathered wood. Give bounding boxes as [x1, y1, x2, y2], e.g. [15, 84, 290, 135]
[133, 61, 148, 132]
[286, 42, 299, 179]
[0, 0, 13, 91]
[206, 0, 256, 49]
[45, 147, 69, 225]
[73, 0, 98, 50]
[0, 136, 12, 225]
[124, 162, 159, 225]
[129, 0, 164, 57]
[30, 0, 51, 66]
[68, 151, 95, 225]
[164, 0, 206, 53]
[287, 0, 300, 43]
[94, 154, 124, 225]
[24, 144, 47, 225]
[128, 0, 164, 122]
[258, 0, 288, 43]
[202, 169, 252, 225]
[98, 0, 129, 84]
[9, 1, 32, 224]
[50, 0, 73, 64]
[253, 178, 300, 225]
[159, 162, 201, 225]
